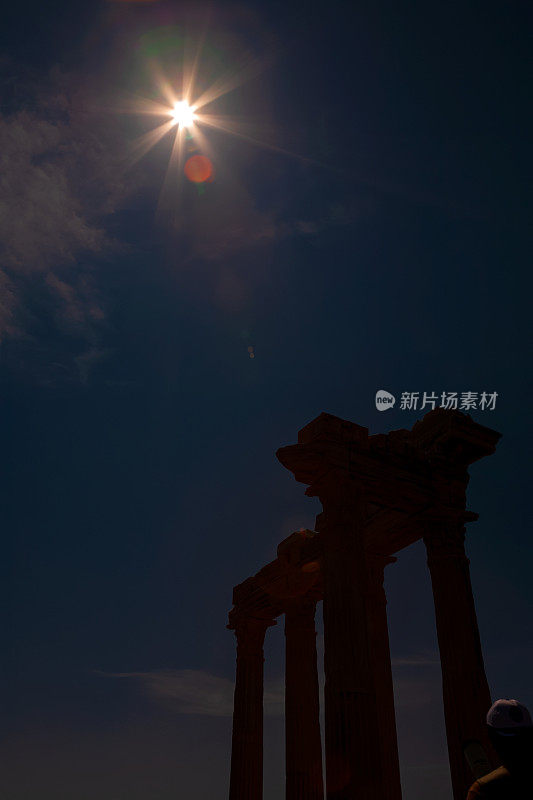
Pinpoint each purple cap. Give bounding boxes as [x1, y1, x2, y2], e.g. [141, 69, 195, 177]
[487, 699, 533, 734]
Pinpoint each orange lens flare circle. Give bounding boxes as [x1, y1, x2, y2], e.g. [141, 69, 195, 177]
[184, 155, 213, 184]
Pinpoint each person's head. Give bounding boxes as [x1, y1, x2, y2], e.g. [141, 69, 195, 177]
[486, 699, 533, 770]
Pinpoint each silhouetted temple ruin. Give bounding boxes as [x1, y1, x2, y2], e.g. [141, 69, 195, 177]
[227, 409, 501, 800]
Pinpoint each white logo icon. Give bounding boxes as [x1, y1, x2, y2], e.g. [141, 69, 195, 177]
[375, 390, 396, 411]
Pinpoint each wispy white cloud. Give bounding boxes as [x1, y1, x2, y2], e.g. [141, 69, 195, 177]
[0, 66, 136, 350]
[0, 114, 107, 274]
[101, 668, 285, 717]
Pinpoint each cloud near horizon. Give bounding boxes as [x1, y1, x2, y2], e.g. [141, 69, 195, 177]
[102, 648, 440, 719]
[103, 668, 285, 717]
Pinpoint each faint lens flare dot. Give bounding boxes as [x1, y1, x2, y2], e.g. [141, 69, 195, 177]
[184, 155, 213, 183]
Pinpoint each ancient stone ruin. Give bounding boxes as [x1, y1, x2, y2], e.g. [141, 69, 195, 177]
[227, 409, 501, 800]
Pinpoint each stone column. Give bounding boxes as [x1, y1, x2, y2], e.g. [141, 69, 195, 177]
[285, 596, 324, 800]
[318, 485, 386, 800]
[424, 518, 496, 800]
[365, 555, 402, 800]
[229, 616, 275, 800]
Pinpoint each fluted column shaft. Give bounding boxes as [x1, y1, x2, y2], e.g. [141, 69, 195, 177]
[229, 617, 274, 800]
[424, 520, 496, 800]
[365, 555, 402, 800]
[285, 597, 324, 800]
[319, 495, 386, 800]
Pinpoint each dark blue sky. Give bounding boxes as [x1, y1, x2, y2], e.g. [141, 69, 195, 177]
[1, 1, 532, 798]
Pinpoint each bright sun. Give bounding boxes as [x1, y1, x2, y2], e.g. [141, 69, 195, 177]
[127, 46, 298, 195]
[171, 101, 196, 128]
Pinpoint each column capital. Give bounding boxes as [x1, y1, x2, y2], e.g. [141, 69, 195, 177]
[231, 615, 276, 656]
[423, 520, 468, 561]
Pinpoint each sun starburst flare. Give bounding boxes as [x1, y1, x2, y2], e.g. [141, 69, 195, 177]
[171, 100, 196, 129]
[123, 35, 314, 207]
